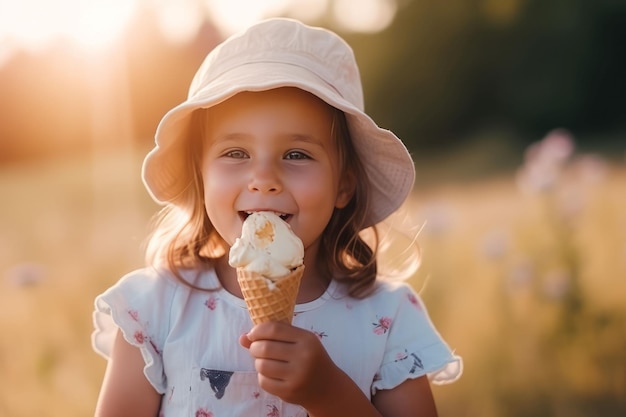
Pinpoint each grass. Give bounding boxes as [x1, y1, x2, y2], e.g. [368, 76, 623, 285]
[0, 147, 624, 416]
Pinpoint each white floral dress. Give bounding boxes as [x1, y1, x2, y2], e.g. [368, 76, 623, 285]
[92, 267, 461, 417]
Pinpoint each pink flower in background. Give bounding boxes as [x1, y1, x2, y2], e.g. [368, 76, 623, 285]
[516, 128, 575, 193]
[537, 129, 575, 164]
[573, 153, 608, 185]
[418, 203, 455, 236]
[543, 269, 571, 300]
[4, 262, 46, 287]
[481, 229, 509, 260]
[507, 258, 534, 293]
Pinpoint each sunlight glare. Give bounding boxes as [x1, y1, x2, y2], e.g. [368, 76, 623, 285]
[203, 0, 291, 35]
[0, 1, 63, 51]
[155, 0, 205, 44]
[0, 44, 12, 67]
[0, 0, 403, 64]
[283, 0, 329, 22]
[74, 0, 137, 49]
[0, 0, 137, 51]
[332, 0, 397, 33]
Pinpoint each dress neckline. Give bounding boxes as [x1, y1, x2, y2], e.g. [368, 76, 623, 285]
[202, 268, 341, 313]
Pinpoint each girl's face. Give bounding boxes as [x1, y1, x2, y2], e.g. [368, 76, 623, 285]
[200, 87, 353, 255]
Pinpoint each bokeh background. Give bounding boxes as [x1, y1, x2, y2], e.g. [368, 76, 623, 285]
[1, 0, 624, 416]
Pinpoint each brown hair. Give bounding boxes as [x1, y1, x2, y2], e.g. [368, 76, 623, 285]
[145, 105, 379, 298]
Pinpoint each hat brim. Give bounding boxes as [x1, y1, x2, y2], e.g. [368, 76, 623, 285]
[142, 61, 415, 227]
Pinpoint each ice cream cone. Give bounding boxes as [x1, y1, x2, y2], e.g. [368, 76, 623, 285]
[237, 265, 304, 324]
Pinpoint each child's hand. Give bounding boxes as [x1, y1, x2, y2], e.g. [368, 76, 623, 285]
[239, 322, 340, 408]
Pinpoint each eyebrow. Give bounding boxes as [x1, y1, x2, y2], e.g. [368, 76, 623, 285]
[216, 132, 324, 145]
[288, 133, 323, 145]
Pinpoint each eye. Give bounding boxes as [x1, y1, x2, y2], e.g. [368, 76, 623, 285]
[224, 149, 248, 159]
[284, 150, 310, 160]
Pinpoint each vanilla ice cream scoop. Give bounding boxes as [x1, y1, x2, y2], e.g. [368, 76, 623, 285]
[229, 212, 304, 279]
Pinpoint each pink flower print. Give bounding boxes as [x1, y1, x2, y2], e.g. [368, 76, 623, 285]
[266, 404, 280, 417]
[126, 311, 162, 356]
[253, 390, 261, 399]
[394, 349, 424, 373]
[372, 317, 392, 335]
[345, 301, 354, 310]
[195, 408, 213, 417]
[315, 331, 327, 340]
[204, 296, 218, 310]
[407, 293, 420, 309]
[128, 309, 140, 321]
[311, 327, 327, 340]
[134, 331, 146, 344]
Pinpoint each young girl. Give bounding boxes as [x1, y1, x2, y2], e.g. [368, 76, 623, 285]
[92, 18, 461, 417]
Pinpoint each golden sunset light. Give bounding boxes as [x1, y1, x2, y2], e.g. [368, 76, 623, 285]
[0, 0, 136, 50]
[2, 1, 624, 416]
[0, 0, 398, 65]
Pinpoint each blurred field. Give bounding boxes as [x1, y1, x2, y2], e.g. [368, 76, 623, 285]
[1, 147, 625, 417]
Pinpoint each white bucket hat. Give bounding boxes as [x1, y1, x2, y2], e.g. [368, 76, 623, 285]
[142, 17, 415, 227]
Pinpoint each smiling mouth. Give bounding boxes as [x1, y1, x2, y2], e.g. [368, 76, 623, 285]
[239, 211, 292, 222]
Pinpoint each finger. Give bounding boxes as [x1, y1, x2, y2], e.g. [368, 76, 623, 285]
[248, 339, 293, 361]
[246, 321, 299, 342]
[257, 371, 290, 397]
[255, 359, 309, 402]
[239, 333, 252, 349]
[254, 356, 291, 380]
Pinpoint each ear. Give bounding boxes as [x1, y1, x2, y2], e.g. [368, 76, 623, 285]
[335, 171, 356, 209]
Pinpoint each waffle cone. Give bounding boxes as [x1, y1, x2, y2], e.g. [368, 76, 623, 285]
[237, 265, 304, 324]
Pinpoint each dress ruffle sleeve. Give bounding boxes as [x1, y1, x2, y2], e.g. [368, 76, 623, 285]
[371, 284, 462, 395]
[92, 268, 177, 394]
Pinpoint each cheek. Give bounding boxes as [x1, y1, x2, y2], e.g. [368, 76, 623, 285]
[202, 166, 241, 245]
[202, 166, 236, 215]
[292, 170, 338, 214]
[203, 164, 237, 194]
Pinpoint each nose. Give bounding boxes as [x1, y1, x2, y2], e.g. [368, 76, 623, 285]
[248, 160, 283, 194]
